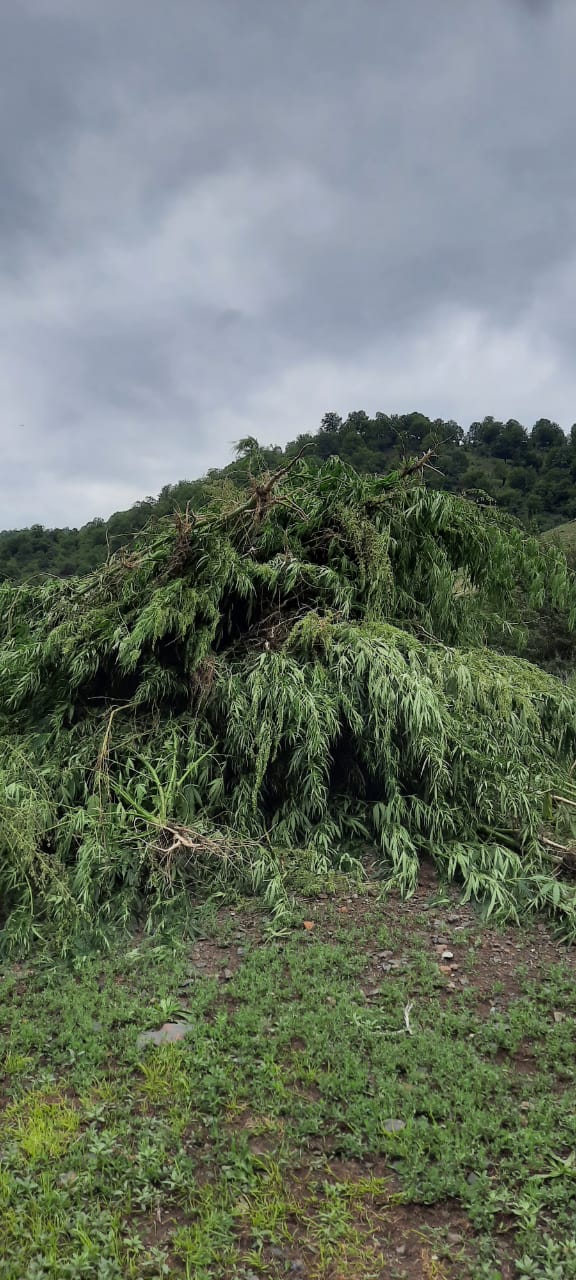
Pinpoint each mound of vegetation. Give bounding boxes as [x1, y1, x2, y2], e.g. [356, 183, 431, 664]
[2, 454, 576, 953]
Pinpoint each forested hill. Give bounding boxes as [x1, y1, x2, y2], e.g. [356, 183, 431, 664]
[3, 410, 576, 581]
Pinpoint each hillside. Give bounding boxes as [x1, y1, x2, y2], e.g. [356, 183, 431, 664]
[2, 410, 576, 581]
[543, 518, 576, 547]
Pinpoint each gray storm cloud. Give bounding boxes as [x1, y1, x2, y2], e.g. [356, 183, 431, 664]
[0, 0, 575, 525]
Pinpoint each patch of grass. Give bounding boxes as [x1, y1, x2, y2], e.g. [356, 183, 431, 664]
[542, 520, 576, 547]
[5, 1090, 80, 1160]
[0, 892, 575, 1277]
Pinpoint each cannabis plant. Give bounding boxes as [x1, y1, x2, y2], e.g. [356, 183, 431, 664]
[1, 454, 576, 950]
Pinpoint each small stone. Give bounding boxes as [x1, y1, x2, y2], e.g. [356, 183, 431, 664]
[383, 1118, 406, 1133]
[447, 1231, 463, 1244]
[222, 968, 233, 980]
[553, 1010, 565, 1023]
[441, 950, 454, 961]
[396, 1244, 406, 1256]
[290, 1262, 304, 1273]
[466, 1171, 479, 1185]
[137, 1021, 194, 1049]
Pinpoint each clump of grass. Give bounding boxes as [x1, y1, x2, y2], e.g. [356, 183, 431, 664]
[5, 1090, 80, 1160]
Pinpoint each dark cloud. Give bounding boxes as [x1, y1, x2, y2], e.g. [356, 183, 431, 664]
[0, 0, 575, 525]
[514, 0, 558, 12]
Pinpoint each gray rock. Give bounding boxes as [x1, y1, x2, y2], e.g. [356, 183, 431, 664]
[137, 1021, 194, 1049]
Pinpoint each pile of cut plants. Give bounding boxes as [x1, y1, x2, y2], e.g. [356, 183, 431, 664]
[1, 452, 576, 952]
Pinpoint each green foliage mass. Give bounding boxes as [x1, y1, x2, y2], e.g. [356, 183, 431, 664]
[2, 409, 576, 583]
[2, 456, 576, 951]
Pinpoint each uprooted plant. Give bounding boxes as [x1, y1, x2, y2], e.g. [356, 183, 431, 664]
[1, 452, 576, 951]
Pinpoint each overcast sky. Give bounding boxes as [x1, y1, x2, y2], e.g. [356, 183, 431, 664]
[1, 0, 575, 527]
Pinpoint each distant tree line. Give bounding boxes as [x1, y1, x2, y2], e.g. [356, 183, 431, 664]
[1, 410, 575, 581]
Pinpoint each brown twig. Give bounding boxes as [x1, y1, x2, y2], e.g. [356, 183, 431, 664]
[218, 443, 314, 526]
[399, 449, 437, 479]
[257, 443, 312, 494]
[541, 836, 571, 852]
[552, 794, 576, 810]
